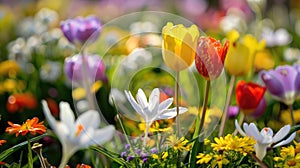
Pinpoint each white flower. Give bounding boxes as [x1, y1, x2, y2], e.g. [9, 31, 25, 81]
[42, 100, 115, 168]
[125, 88, 187, 146]
[235, 120, 296, 160]
[125, 88, 187, 125]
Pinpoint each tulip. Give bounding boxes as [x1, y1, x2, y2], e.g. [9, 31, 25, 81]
[260, 65, 300, 106]
[60, 16, 101, 46]
[195, 36, 229, 80]
[225, 30, 265, 76]
[162, 22, 199, 71]
[235, 120, 296, 160]
[236, 80, 266, 114]
[64, 54, 106, 82]
[124, 88, 187, 146]
[42, 100, 115, 168]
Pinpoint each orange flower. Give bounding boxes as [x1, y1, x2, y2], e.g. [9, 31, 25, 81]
[6, 117, 47, 137]
[0, 140, 6, 146]
[76, 164, 92, 168]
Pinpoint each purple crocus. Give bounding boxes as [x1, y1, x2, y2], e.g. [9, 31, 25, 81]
[260, 65, 300, 105]
[60, 15, 102, 46]
[227, 106, 239, 119]
[64, 54, 106, 82]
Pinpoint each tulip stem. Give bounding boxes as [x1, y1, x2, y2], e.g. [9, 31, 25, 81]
[80, 49, 97, 111]
[234, 113, 245, 135]
[289, 105, 295, 125]
[27, 138, 33, 168]
[175, 71, 180, 137]
[219, 76, 236, 137]
[198, 80, 211, 135]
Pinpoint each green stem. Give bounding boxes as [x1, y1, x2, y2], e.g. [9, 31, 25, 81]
[290, 105, 295, 125]
[175, 71, 180, 137]
[27, 138, 33, 168]
[218, 76, 236, 137]
[59, 152, 70, 168]
[198, 80, 211, 134]
[143, 122, 150, 147]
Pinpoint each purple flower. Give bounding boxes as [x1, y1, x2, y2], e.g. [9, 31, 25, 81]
[142, 157, 148, 163]
[227, 106, 239, 119]
[135, 149, 141, 155]
[64, 54, 106, 82]
[121, 151, 127, 157]
[260, 65, 300, 105]
[151, 148, 158, 154]
[125, 144, 130, 150]
[126, 155, 134, 161]
[60, 15, 101, 46]
[250, 97, 266, 119]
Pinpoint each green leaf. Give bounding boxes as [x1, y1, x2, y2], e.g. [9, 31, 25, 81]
[89, 146, 130, 167]
[0, 134, 47, 161]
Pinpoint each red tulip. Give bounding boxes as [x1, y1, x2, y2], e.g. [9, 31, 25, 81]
[195, 36, 229, 80]
[236, 80, 266, 114]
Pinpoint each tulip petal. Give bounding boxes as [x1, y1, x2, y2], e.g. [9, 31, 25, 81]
[273, 132, 296, 148]
[272, 125, 290, 143]
[41, 100, 57, 130]
[59, 102, 76, 131]
[234, 120, 246, 137]
[75, 110, 100, 130]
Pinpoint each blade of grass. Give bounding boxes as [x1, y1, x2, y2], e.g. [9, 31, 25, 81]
[0, 134, 47, 161]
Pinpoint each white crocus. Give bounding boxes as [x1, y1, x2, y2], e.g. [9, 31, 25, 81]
[235, 120, 296, 160]
[42, 100, 115, 168]
[125, 88, 187, 146]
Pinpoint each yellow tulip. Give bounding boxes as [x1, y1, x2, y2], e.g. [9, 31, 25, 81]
[225, 42, 251, 76]
[225, 30, 265, 76]
[254, 49, 275, 71]
[0, 60, 19, 76]
[162, 22, 199, 71]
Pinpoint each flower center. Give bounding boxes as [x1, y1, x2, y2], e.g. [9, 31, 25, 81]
[287, 160, 296, 166]
[75, 124, 84, 137]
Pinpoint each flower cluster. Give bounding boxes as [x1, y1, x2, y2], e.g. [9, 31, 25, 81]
[197, 134, 256, 167]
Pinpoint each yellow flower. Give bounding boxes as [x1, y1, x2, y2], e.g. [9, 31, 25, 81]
[211, 134, 255, 156]
[281, 109, 300, 125]
[0, 60, 19, 76]
[138, 120, 173, 133]
[162, 22, 199, 71]
[196, 153, 212, 164]
[225, 30, 265, 76]
[165, 135, 190, 151]
[152, 154, 159, 160]
[211, 154, 229, 168]
[274, 143, 300, 168]
[162, 151, 168, 159]
[254, 49, 275, 71]
[72, 81, 103, 100]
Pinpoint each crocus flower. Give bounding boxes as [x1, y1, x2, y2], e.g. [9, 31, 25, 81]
[260, 65, 300, 106]
[60, 15, 101, 46]
[227, 106, 239, 119]
[236, 80, 266, 115]
[6, 117, 46, 137]
[124, 88, 187, 146]
[162, 22, 199, 71]
[42, 100, 115, 168]
[235, 120, 296, 160]
[64, 54, 106, 82]
[195, 36, 229, 80]
[124, 88, 187, 126]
